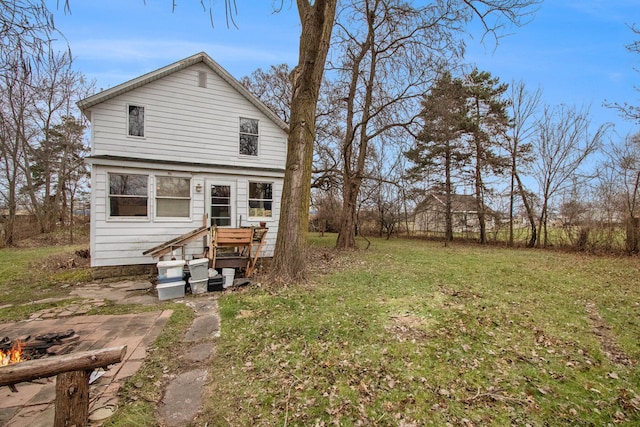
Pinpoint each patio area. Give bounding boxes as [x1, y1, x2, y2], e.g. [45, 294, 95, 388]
[0, 281, 172, 426]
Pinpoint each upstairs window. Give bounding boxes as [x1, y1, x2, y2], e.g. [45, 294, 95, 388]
[128, 105, 145, 137]
[239, 117, 259, 156]
[109, 174, 148, 217]
[156, 176, 191, 217]
[248, 182, 272, 218]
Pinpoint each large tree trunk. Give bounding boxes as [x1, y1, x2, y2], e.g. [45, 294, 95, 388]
[336, 181, 359, 248]
[271, 0, 337, 282]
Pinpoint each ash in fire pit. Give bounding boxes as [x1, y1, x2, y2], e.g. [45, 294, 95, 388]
[0, 329, 79, 363]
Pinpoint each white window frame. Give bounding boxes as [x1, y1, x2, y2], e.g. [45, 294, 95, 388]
[155, 175, 192, 219]
[207, 180, 236, 227]
[239, 117, 259, 157]
[248, 181, 273, 219]
[107, 172, 149, 220]
[127, 104, 146, 138]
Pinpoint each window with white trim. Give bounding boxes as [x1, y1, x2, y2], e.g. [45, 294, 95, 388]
[239, 117, 259, 156]
[248, 182, 272, 218]
[156, 176, 191, 217]
[109, 174, 148, 217]
[128, 105, 145, 137]
[211, 185, 231, 226]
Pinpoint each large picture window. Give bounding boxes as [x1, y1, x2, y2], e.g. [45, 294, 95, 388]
[248, 182, 272, 218]
[109, 174, 148, 217]
[156, 176, 190, 217]
[239, 117, 259, 156]
[128, 105, 145, 137]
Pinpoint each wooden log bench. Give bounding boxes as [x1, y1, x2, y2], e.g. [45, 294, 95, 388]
[0, 345, 127, 427]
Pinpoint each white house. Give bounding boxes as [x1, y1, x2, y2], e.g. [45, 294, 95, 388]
[78, 52, 288, 268]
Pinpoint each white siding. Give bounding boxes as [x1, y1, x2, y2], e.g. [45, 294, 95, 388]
[86, 60, 286, 267]
[91, 165, 280, 267]
[88, 64, 286, 170]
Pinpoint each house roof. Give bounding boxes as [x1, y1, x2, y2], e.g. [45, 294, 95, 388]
[77, 51, 289, 133]
[415, 193, 481, 213]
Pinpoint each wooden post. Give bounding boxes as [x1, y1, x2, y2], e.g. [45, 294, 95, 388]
[0, 346, 127, 427]
[54, 370, 90, 427]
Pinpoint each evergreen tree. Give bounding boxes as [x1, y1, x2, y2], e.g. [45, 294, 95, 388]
[463, 69, 510, 243]
[405, 72, 469, 241]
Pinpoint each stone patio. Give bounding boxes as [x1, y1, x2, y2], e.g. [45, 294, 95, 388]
[0, 281, 172, 426]
[0, 278, 224, 426]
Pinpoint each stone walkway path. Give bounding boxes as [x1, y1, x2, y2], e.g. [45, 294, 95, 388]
[158, 298, 220, 426]
[0, 279, 223, 426]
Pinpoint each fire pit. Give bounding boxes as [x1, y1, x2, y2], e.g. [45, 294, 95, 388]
[0, 340, 22, 366]
[0, 329, 79, 365]
[0, 308, 173, 426]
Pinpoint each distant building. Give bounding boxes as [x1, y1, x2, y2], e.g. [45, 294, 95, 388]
[413, 193, 494, 234]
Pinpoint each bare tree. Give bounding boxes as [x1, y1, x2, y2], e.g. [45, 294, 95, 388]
[605, 132, 640, 253]
[240, 64, 292, 123]
[23, 51, 91, 233]
[0, 0, 62, 245]
[0, 53, 38, 245]
[330, 0, 539, 250]
[532, 104, 608, 247]
[332, 0, 463, 250]
[606, 24, 640, 124]
[0, 0, 60, 78]
[271, 0, 339, 281]
[506, 80, 541, 247]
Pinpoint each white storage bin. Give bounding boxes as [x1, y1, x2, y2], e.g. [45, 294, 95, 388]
[190, 278, 208, 294]
[188, 258, 210, 281]
[157, 280, 185, 300]
[157, 260, 185, 280]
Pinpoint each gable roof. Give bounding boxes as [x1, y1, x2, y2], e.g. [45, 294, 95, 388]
[77, 51, 289, 133]
[415, 193, 481, 213]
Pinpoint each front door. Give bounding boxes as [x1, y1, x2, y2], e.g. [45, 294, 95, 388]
[207, 181, 235, 227]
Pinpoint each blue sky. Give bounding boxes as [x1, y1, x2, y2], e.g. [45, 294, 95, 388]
[49, 1, 639, 139]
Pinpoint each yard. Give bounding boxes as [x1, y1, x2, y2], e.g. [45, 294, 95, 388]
[1, 235, 639, 426]
[205, 236, 640, 426]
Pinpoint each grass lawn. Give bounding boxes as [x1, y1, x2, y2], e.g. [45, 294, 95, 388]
[0, 244, 93, 302]
[203, 235, 640, 426]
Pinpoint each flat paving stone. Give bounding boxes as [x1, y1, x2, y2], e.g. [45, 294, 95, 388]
[187, 299, 218, 315]
[184, 315, 219, 341]
[184, 342, 216, 363]
[158, 369, 208, 426]
[0, 407, 19, 424]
